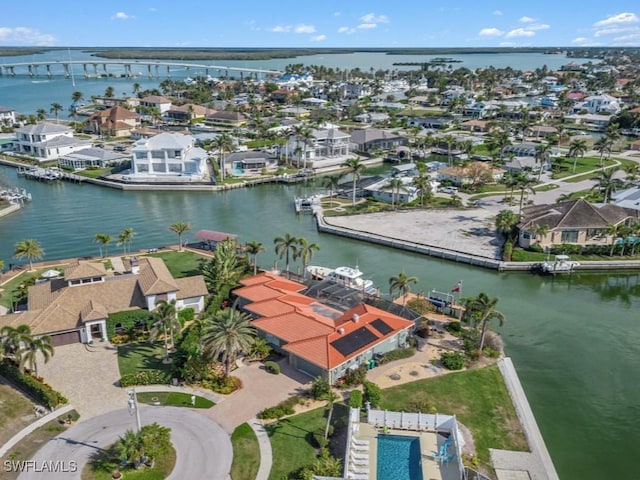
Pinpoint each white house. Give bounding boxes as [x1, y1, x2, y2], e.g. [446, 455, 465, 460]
[15, 122, 91, 162]
[139, 95, 172, 114]
[572, 94, 621, 115]
[0, 105, 16, 126]
[365, 177, 419, 204]
[284, 124, 354, 168]
[130, 132, 208, 179]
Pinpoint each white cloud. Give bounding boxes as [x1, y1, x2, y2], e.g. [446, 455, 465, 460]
[519, 16, 535, 23]
[614, 32, 640, 42]
[294, 24, 316, 34]
[499, 41, 516, 47]
[572, 37, 590, 44]
[0, 26, 56, 46]
[357, 23, 377, 30]
[310, 34, 327, 42]
[594, 26, 638, 37]
[479, 27, 504, 37]
[337, 26, 352, 34]
[148, 7, 157, 12]
[360, 13, 389, 24]
[527, 23, 550, 31]
[505, 28, 535, 38]
[333, 12, 341, 17]
[111, 12, 133, 20]
[493, 10, 503, 16]
[270, 25, 292, 33]
[594, 12, 639, 27]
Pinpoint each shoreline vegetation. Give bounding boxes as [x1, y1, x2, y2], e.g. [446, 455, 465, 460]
[0, 46, 626, 60]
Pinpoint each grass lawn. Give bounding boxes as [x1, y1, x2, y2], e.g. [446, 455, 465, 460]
[266, 407, 329, 480]
[0, 410, 80, 480]
[552, 156, 615, 179]
[534, 184, 560, 192]
[136, 392, 214, 409]
[0, 266, 68, 309]
[379, 365, 528, 467]
[145, 250, 207, 278]
[76, 168, 112, 179]
[83, 443, 176, 480]
[230, 423, 260, 480]
[0, 384, 36, 446]
[510, 247, 640, 262]
[117, 342, 175, 382]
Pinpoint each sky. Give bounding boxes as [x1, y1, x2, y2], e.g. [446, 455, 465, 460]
[0, 1, 639, 48]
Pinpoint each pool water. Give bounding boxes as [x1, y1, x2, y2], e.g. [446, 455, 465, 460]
[377, 434, 424, 480]
[231, 161, 245, 175]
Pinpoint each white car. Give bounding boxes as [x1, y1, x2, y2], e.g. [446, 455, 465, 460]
[439, 186, 458, 194]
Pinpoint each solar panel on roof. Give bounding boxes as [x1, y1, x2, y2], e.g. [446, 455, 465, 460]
[370, 318, 393, 335]
[331, 326, 378, 357]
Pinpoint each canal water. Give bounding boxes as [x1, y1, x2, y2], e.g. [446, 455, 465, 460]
[1, 165, 639, 479]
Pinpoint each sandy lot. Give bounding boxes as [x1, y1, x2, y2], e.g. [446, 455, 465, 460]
[325, 208, 503, 259]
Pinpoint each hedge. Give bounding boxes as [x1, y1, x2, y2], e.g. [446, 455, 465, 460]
[378, 347, 415, 364]
[106, 309, 154, 339]
[440, 352, 466, 370]
[202, 375, 243, 394]
[363, 382, 381, 408]
[0, 360, 68, 409]
[257, 395, 304, 420]
[119, 370, 169, 387]
[348, 390, 363, 409]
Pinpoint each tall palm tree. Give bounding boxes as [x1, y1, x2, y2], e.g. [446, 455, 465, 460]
[322, 174, 342, 197]
[71, 91, 84, 120]
[592, 167, 621, 203]
[386, 177, 406, 209]
[213, 133, 234, 182]
[149, 299, 180, 361]
[464, 292, 505, 353]
[19, 334, 54, 377]
[49, 103, 63, 123]
[169, 222, 191, 251]
[388, 271, 418, 306]
[568, 139, 588, 174]
[534, 142, 552, 182]
[117, 227, 135, 255]
[118, 429, 145, 466]
[412, 173, 432, 207]
[105, 86, 115, 98]
[132, 82, 141, 97]
[201, 307, 256, 377]
[515, 176, 537, 216]
[13, 239, 44, 271]
[607, 223, 620, 256]
[594, 136, 612, 169]
[299, 127, 314, 170]
[94, 233, 112, 258]
[274, 233, 298, 276]
[244, 240, 265, 275]
[0, 324, 33, 362]
[294, 237, 320, 277]
[495, 209, 520, 242]
[36, 108, 47, 121]
[342, 158, 365, 206]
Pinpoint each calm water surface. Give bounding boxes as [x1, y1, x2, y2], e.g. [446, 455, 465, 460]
[0, 166, 639, 479]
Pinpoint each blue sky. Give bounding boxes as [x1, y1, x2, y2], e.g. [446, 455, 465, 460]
[0, 1, 639, 48]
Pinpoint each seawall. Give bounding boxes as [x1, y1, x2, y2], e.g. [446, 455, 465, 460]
[0, 203, 20, 219]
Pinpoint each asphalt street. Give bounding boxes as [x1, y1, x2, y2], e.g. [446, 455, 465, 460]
[15, 406, 232, 480]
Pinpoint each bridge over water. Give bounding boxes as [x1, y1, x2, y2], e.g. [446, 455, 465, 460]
[0, 60, 282, 79]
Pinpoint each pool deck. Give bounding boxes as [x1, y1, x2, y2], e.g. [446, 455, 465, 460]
[350, 423, 459, 480]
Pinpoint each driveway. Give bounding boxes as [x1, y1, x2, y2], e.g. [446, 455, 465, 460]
[17, 407, 232, 480]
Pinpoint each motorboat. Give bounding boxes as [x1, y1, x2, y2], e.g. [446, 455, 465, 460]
[294, 194, 321, 214]
[306, 265, 378, 294]
[539, 95, 558, 108]
[533, 255, 580, 275]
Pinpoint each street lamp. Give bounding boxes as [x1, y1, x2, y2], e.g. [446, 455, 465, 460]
[127, 389, 141, 432]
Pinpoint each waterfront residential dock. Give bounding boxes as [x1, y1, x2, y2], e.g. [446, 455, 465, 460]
[17, 165, 85, 183]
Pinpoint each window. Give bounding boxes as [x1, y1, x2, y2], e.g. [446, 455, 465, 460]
[561, 230, 579, 243]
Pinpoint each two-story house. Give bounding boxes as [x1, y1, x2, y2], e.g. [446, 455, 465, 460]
[86, 106, 140, 137]
[15, 122, 91, 162]
[130, 132, 208, 180]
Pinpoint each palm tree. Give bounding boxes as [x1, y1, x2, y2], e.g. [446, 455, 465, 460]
[19, 334, 54, 377]
[201, 307, 256, 377]
[49, 103, 63, 123]
[386, 177, 406, 209]
[607, 223, 620, 256]
[132, 82, 141, 97]
[515, 175, 537, 216]
[568, 139, 588, 174]
[169, 222, 191, 251]
[323, 389, 340, 440]
[213, 133, 234, 182]
[530, 223, 550, 246]
[244, 240, 265, 275]
[105, 86, 115, 98]
[71, 91, 84, 120]
[412, 173, 432, 207]
[294, 237, 320, 277]
[594, 136, 612, 169]
[534, 142, 552, 182]
[464, 292, 505, 353]
[117, 227, 135, 255]
[388, 271, 418, 306]
[36, 108, 47, 121]
[495, 209, 520, 242]
[149, 300, 180, 361]
[0, 324, 33, 362]
[322, 174, 342, 197]
[118, 429, 144, 466]
[342, 158, 365, 206]
[592, 167, 621, 203]
[299, 127, 314, 170]
[94, 233, 112, 258]
[274, 233, 298, 276]
[13, 239, 44, 271]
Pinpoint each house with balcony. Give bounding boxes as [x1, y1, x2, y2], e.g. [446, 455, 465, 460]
[15, 122, 91, 162]
[233, 272, 415, 383]
[0, 105, 16, 126]
[284, 124, 354, 168]
[139, 95, 172, 114]
[350, 128, 408, 153]
[0, 257, 207, 347]
[571, 94, 621, 115]
[130, 132, 208, 180]
[165, 104, 216, 123]
[86, 106, 140, 137]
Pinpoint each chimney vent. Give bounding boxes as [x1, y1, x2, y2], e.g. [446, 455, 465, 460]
[352, 314, 360, 323]
[338, 328, 345, 334]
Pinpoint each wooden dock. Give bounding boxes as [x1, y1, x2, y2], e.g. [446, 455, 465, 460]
[17, 166, 85, 183]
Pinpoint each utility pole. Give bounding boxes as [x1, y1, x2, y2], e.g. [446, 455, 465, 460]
[127, 389, 141, 432]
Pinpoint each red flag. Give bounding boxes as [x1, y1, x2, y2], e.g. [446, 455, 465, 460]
[451, 281, 461, 293]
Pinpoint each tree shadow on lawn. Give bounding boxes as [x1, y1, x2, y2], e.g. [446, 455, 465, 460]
[117, 342, 176, 373]
[86, 443, 121, 474]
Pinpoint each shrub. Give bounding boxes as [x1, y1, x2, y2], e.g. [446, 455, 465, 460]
[106, 309, 154, 339]
[348, 389, 363, 409]
[440, 352, 466, 370]
[484, 347, 501, 358]
[310, 376, 331, 400]
[0, 360, 68, 408]
[363, 381, 381, 408]
[378, 347, 415, 364]
[406, 297, 434, 315]
[341, 366, 367, 388]
[444, 321, 462, 336]
[257, 395, 304, 420]
[526, 243, 544, 253]
[313, 427, 329, 448]
[264, 361, 280, 375]
[177, 308, 195, 327]
[203, 375, 243, 394]
[119, 370, 169, 387]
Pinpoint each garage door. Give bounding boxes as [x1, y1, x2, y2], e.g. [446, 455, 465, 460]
[51, 330, 81, 347]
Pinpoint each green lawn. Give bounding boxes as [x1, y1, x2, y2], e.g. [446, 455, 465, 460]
[511, 247, 640, 262]
[76, 168, 112, 179]
[145, 250, 207, 278]
[266, 407, 331, 480]
[379, 366, 528, 467]
[0, 266, 69, 309]
[117, 342, 175, 382]
[136, 392, 214, 409]
[0, 384, 36, 446]
[552, 156, 615, 179]
[230, 423, 261, 480]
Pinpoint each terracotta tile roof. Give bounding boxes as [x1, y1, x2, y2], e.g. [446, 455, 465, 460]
[252, 311, 335, 343]
[64, 262, 107, 281]
[174, 276, 208, 299]
[136, 257, 179, 295]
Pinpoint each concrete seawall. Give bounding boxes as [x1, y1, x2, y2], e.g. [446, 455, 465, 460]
[0, 203, 20, 219]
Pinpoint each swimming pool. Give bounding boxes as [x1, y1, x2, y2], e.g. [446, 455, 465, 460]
[376, 434, 423, 480]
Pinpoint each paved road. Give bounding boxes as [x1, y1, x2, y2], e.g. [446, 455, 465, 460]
[16, 407, 232, 480]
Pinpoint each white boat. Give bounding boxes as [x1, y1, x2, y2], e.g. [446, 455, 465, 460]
[184, 76, 195, 85]
[306, 265, 377, 294]
[294, 195, 321, 214]
[535, 255, 580, 274]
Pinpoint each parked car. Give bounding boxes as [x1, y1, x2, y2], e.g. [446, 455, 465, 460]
[439, 186, 458, 194]
[113, 144, 126, 152]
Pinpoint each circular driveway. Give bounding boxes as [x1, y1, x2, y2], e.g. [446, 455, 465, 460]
[17, 406, 232, 480]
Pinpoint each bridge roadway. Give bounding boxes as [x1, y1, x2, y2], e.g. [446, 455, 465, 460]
[0, 60, 282, 78]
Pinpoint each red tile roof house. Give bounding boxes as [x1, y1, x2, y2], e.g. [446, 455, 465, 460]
[233, 272, 415, 383]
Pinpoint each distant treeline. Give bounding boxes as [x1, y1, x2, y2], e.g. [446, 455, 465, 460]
[0, 47, 50, 56]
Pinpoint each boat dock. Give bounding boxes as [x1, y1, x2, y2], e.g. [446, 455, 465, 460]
[17, 166, 85, 183]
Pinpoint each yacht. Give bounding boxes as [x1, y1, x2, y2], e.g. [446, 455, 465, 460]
[306, 265, 377, 294]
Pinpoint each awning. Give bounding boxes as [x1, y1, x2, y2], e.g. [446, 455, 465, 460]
[195, 230, 238, 242]
[41, 269, 61, 279]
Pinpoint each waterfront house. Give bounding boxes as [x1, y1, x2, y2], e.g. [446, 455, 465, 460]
[571, 94, 621, 115]
[611, 187, 640, 212]
[58, 147, 129, 170]
[165, 104, 216, 123]
[364, 177, 420, 204]
[234, 272, 414, 383]
[284, 124, 354, 168]
[15, 122, 91, 162]
[86, 106, 140, 137]
[204, 111, 249, 129]
[350, 128, 407, 153]
[130, 132, 208, 180]
[563, 113, 612, 130]
[0, 105, 16, 126]
[518, 198, 639, 250]
[438, 162, 504, 187]
[226, 151, 278, 174]
[0, 257, 207, 346]
[139, 95, 172, 114]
